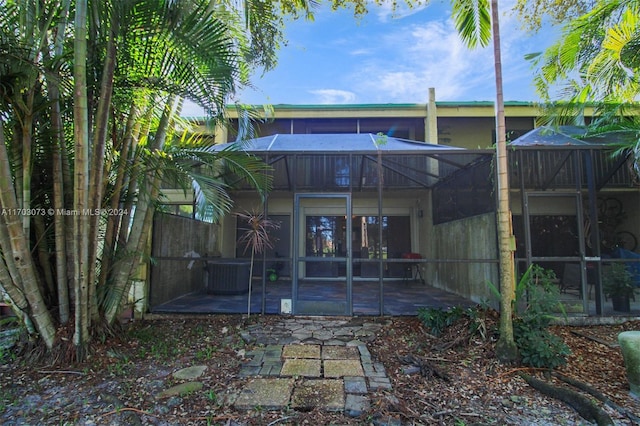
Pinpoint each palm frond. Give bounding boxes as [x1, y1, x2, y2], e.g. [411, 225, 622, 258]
[235, 209, 280, 255]
[533, 0, 640, 102]
[135, 131, 272, 223]
[114, 0, 243, 118]
[451, 0, 491, 49]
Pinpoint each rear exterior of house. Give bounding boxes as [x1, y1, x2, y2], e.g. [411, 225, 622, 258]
[147, 95, 640, 317]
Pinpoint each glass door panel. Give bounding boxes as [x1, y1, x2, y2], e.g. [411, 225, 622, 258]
[305, 215, 344, 277]
[294, 194, 351, 315]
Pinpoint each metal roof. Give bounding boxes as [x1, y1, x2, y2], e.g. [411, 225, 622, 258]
[510, 125, 638, 147]
[510, 126, 592, 146]
[213, 133, 464, 153]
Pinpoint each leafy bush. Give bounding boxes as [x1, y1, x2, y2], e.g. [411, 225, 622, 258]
[513, 264, 571, 369]
[417, 305, 489, 339]
[417, 264, 570, 369]
[417, 306, 465, 336]
[603, 262, 634, 299]
[515, 327, 571, 369]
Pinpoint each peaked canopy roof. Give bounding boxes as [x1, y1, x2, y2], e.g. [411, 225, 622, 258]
[208, 133, 490, 193]
[510, 125, 637, 147]
[213, 133, 464, 153]
[510, 126, 591, 146]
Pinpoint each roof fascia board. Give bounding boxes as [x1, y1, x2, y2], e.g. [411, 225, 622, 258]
[221, 102, 543, 119]
[270, 108, 428, 118]
[225, 104, 428, 119]
[190, 102, 640, 120]
[436, 103, 541, 117]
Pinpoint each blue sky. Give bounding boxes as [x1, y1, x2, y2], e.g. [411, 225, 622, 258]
[183, 0, 561, 115]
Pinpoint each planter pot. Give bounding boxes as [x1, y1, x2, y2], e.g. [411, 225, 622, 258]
[611, 295, 631, 312]
[618, 331, 640, 398]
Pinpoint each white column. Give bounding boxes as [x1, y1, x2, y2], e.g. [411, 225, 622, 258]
[426, 87, 438, 144]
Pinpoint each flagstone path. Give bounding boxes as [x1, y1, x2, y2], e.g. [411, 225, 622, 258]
[233, 317, 393, 416]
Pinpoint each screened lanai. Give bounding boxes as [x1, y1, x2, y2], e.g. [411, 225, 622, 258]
[149, 129, 639, 317]
[509, 126, 640, 316]
[150, 134, 497, 316]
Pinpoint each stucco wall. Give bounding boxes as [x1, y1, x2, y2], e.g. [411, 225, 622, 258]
[429, 213, 499, 307]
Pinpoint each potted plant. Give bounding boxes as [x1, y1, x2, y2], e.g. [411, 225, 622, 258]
[603, 263, 635, 312]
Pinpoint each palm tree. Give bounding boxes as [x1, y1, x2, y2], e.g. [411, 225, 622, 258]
[451, 0, 518, 362]
[0, 0, 301, 360]
[532, 0, 640, 177]
[0, 0, 59, 349]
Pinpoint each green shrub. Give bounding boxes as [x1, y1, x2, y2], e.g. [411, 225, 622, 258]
[514, 325, 571, 369]
[417, 306, 465, 336]
[513, 264, 571, 369]
[417, 264, 570, 369]
[417, 305, 489, 339]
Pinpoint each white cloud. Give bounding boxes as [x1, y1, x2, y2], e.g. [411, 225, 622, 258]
[350, 18, 495, 102]
[350, 48, 373, 56]
[309, 89, 357, 104]
[236, 0, 559, 105]
[345, 2, 558, 103]
[373, 1, 430, 22]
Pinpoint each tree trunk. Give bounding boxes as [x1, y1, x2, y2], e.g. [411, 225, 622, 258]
[0, 214, 31, 327]
[247, 249, 255, 317]
[33, 215, 55, 300]
[46, 52, 71, 323]
[0, 119, 56, 348]
[0, 211, 24, 293]
[98, 105, 138, 291]
[490, 0, 518, 363]
[105, 97, 177, 324]
[116, 108, 151, 249]
[20, 114, 33, 238]
[51, 129, 70, 324]
[73, 0, 91, 360]
[87, 13, 119, 321]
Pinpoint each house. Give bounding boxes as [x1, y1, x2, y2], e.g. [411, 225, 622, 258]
[148, 90, 639, 317]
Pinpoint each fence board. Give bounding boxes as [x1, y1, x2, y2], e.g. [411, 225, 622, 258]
[150, 213, 219, 307]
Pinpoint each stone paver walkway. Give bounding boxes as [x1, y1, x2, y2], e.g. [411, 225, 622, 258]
[233, 317, 393, 416]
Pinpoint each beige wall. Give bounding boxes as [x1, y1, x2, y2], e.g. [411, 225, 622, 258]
[437, 116, 535, 149]
[216, 102, 542, 148]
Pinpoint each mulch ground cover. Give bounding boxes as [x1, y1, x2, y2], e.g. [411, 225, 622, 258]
[1, 313, 639, 425]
